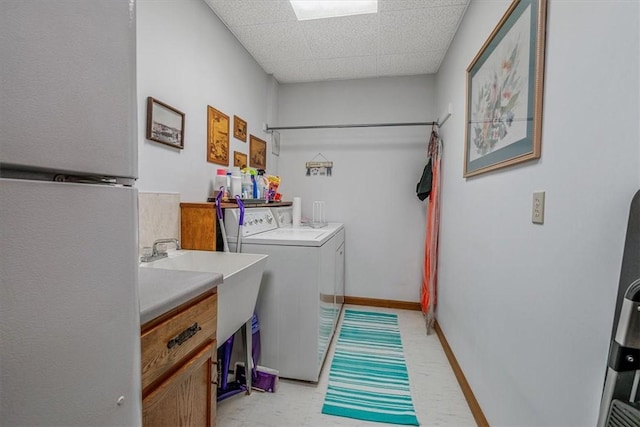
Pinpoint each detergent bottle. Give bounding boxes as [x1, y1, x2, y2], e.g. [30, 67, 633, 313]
[241, 171, 252, 199]
[214, 168, 227, 198]
[257, 170, 266, 199]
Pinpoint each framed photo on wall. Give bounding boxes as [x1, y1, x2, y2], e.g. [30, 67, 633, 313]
[464, 0, 547, 177]
[207, 106, 229, 165]
[249, 134, 266, 169]
[146, 97, 185, 149]
[233, 115, 247, 142]
[233, 151, 247, 169]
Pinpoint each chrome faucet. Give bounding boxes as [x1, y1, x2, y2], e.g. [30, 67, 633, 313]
[152, 238, 180, 253]
[140, 238, 181, 263]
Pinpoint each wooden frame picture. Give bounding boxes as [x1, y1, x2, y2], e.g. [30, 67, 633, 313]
[233, 115, 247, 142]
[249, 134, 266, 169]
[207, 106, 229, 165]
[233, 151, 248, 169]
[464, 0, 547, 177]
[146, 97, 185, 149]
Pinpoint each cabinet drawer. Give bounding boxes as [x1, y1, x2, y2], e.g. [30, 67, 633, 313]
[141, 293, 217, 390]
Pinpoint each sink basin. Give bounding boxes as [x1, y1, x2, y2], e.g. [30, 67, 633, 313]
[140, 250, 268, 346]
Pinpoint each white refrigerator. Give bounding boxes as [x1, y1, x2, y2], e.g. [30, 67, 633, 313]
[1, 1, 142, 425]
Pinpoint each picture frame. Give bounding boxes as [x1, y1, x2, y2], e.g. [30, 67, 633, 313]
[233, 115, 247, 142]
[249, 134, 266, 169]
[207, 106, 229, 166]
[146, 97, 185, 149]
[233, 151, 248, 169]
[464, 0, 547, 177]
[272, 131, 280, 156]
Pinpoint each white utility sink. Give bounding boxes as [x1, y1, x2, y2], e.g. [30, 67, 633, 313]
[140, 250, 267, 346]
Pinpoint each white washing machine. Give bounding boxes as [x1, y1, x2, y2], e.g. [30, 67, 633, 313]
[225, 207, 345, 382]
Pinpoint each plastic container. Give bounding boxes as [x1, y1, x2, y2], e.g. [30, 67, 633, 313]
[311, 201, 327, 228]
[230, 173, 241, 198]
[241, 172, 253, 199]
[214, 169, 227, 197]
[257, 170, 266, 199]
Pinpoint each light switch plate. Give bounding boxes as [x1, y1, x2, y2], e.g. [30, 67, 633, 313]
[532, 191, 545, 224]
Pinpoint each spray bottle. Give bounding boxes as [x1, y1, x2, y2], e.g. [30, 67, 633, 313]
[250, 169, 258, 199]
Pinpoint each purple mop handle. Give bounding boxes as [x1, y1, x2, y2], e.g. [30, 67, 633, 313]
[235, 196, 244, 253]
[215, 189, 224, 220]
[235, 195, 245, 225]
[216, 188, 231, 252]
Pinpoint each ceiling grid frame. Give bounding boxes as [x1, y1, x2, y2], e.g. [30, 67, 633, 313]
[204, 0, 470, 83]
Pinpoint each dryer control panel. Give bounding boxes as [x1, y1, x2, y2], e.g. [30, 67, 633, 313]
[225, 208, 277, 237]
[270, 206, 293, 228]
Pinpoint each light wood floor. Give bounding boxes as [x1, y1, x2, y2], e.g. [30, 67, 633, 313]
[216, 305, 476, 426]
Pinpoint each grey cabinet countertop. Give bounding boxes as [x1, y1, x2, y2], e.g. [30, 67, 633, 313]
[139, 267, 222, 325]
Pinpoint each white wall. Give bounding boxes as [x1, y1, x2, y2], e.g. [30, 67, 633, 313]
[435, 0, 640, 425]
[136, 0, 277, 201]
[277, 76, 436, 302]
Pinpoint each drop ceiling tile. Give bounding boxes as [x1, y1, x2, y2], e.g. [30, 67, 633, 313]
[204, 0, 297, 27]
[300, 14, 379, 59]
[230, 21, 312, 64]
[379, 0, 469, 12]
[379, 5, 466, 55]
[316, 56, 378, 81]
[377, 51, 445, 75]
[264, 60, 324, 83]
[203, 0, 470, 82]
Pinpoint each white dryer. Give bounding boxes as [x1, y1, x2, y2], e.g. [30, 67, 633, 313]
[225, 207, 345, 382]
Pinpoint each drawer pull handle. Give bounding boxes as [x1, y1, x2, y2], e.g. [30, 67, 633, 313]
[167, 323, 201, 349]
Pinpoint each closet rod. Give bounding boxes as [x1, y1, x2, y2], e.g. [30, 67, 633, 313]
[266, 121, 439, 131]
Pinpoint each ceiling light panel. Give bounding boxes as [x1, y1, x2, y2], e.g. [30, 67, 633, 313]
[290, 0, 378, 21]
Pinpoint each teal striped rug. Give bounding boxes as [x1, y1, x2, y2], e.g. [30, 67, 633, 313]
[321, 309, 419, 425]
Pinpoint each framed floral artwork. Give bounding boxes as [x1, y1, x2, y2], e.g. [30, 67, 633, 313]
[207, 106, 229, 166]
[464, 0, 547, 177]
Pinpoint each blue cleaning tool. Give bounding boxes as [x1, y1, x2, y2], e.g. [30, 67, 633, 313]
[216, 334, 246, 401]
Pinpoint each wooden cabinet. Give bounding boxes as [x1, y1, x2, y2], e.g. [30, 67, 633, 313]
[142, 342, 216, 427]
[180, 203, 217, 251]
[180, 201, 293, 252]
[141, 290, 218, 426]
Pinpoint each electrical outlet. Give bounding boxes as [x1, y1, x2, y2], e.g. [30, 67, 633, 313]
[532, 191, 545, 224]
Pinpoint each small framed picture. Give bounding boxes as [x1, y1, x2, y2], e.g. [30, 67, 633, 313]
[249, 134, 266, 169]
[234, 115, 247, 142]
[207, 106, 229, 166]
[146, 97, 185, 149]
[233, 151, 247, 169]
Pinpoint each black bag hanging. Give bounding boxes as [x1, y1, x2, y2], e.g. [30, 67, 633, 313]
[416, 159, 433, 201]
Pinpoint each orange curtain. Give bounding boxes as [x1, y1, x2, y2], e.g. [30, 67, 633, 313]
[421, 130, 442, 334]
